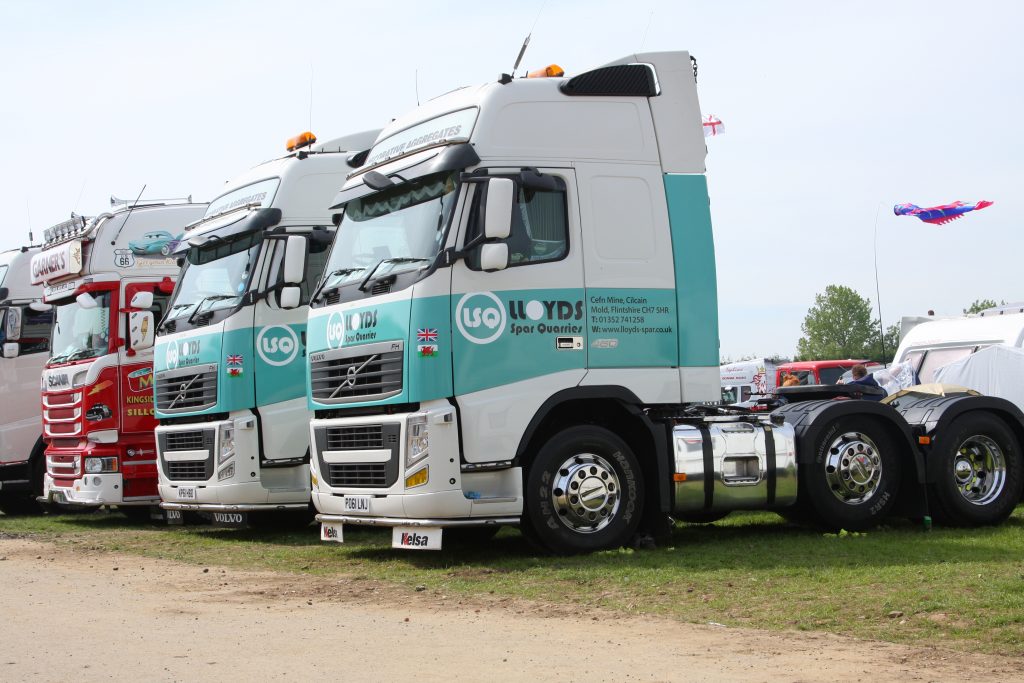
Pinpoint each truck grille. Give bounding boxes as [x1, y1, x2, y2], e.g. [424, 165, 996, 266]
[313, 422, 401, 489]
[310, 340, 403, 404]
[155, 364, 218, 413]
[325, 425, 385, 450]
[166, 461, 210, 481]
[157, 428, 215, 482]
[327, 463, 387, 487]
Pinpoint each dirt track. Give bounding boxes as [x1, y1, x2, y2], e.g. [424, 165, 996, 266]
[0, 538, 1020, 682]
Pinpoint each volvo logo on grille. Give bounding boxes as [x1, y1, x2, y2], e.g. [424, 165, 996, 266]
[332, 354, 378, 397]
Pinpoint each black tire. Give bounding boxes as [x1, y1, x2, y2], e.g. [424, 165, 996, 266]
[0, 443, 46, 516]
[675, 510, 731, 524]
[523, 425, 644, 554]
[803, 417, 902, 531]
[927, 413, 1023, 526]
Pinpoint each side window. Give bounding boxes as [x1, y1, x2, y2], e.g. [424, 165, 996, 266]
[18, 306, 53, 355]
[466, 176, 569, 270]
[304, 236, 331, 303]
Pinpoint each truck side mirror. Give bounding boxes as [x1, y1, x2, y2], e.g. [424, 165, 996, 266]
[280, 286, 301, 310]
[483, 178, 514, 240]
[283, 235, 307, 285]
[2, 342, 19, 359]
[128, 291, 154, 310]
[4, 307, 21, 341]
[128, 311, 155, 351]
[479, 243, 509, 272]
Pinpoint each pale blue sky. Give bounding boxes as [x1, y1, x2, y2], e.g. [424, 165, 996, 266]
[1, 0, 1019, 357]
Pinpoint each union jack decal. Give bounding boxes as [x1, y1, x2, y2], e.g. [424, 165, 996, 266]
[227, 354, 243, 366]
[416, 328, 438, 343]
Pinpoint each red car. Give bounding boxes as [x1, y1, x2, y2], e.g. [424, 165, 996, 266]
[776, 359, 879, 386]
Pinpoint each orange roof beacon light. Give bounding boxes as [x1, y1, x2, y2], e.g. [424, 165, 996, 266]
[286, 131, 317, 152]
[527, 64, 564, 79]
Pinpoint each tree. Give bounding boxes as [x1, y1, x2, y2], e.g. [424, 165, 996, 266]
[866, 323, 900, 364]
[963, 298, 1004, 315]
[796, 285, 888, 361]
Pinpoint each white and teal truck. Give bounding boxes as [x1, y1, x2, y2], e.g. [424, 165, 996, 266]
[154, 130, 379, 525]
[307, 51, 1024, 553]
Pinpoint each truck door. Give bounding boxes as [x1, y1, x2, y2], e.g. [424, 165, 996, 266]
[252, 233, 325, 461]
[449, 169, 585, 464]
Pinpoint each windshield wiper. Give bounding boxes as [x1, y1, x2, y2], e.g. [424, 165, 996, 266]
[358, 258, 431, 292]
[187, 295, 235, 324]
[312, 267, 365, 302]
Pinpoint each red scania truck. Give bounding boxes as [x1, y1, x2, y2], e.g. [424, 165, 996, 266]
[34, 200, 206, 516]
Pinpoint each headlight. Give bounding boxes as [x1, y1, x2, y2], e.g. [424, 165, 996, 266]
[406, 414, 429, 467]
[84, 457, 118, 473]
[219, 424, 235, 464]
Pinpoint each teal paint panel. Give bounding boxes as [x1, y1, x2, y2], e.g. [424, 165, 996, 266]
[252, 323, 308, 406]
[451, 288, 586, 395]
[663, 174, 719, 366]
[585, 288, 678, 368]
[306, 298, 412, 410]
[154, 328, 256, 418]
[408, 295, 453, 401]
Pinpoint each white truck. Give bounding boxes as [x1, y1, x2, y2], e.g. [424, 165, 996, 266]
[0, 246, 54, 513]
[720, 358, 783, 403]
[305, 51, 1024, 553]
[153, 130, 379, 526]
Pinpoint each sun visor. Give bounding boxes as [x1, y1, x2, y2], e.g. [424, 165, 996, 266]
[180, 207, 283, 253]
[329, 143, 480, 210]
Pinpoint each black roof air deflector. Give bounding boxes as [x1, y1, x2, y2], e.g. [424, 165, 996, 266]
[560, 63, 658, 97]
[330, 143, 480, 209]
[182, 207, 283, 253]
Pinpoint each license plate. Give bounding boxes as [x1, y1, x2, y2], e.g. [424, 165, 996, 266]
[321, 522, 344, 543]
[176, 486, 197, 500]
[343, 496, 371, 513]
[392, 526, 442, 550]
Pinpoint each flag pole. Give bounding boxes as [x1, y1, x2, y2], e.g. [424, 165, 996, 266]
[872, 202, 887, 362]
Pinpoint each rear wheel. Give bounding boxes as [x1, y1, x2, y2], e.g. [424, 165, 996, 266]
[927, 413, 1023, 526]
[523, 425, 643, 554]
[803, 417, 902, 531]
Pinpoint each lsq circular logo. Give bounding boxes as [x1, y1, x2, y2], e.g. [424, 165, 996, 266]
[256, 325, 299, 367]
[165, 342, 179, 370]
[326, 311, 345, 350]
[455, 291, 505, 345]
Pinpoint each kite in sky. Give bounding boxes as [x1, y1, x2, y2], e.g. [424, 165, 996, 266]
[702, 114, 724, 137]
[894, 200, 994, 225]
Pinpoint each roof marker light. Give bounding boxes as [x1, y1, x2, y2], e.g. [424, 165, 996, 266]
[286, 131, 317, 152]
[527, 64, 564, 79]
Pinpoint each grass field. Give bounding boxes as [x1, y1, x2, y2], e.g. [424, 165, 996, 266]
[2, 508, 1023, 654]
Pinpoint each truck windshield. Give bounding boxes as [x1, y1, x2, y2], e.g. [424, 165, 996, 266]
[321, 172, 459, 291]
[50, 292, 111, 364]
[166, 234, 261, 322]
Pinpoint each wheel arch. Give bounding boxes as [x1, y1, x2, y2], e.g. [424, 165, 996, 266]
[513, 386, 671, 518]
[774, 398, 927, 517]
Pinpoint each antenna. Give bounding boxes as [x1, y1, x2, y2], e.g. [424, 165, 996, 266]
[26, 198, 33, 245]
[415, 69, 420, 106]
[110, 184, 146, 246]
[510, 0, 549, 78]
[73, 179, 87, 215]
[639, 9, 654, 51]
[308, 63, 314, 133]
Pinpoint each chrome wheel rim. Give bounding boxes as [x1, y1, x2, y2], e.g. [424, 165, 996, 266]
[551, 453, 620, 534]
[825, 431, 883, 505]
[952, 434, 1006, 506]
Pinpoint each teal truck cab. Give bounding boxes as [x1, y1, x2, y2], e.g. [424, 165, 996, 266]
[154, 131, 379, 525]
[307, 52, 1024, 553]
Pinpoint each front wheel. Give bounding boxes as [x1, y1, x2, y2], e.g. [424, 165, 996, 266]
[927, 413, 1023, 526]
[523, 425, 644, 554]
[803, 417, 902, 531]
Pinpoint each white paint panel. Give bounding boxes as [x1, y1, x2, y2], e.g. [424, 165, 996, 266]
[580, 368, 681, 404]
[680, 366, 720, 403]
[458, 369, 586, 464]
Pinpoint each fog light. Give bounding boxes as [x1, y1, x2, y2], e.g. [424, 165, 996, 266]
[405, 466, 428, 489]
[217, 461, 235, 481]
[406, 414, 429, 467]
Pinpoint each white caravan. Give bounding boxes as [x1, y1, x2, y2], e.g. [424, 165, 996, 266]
[892, 312, 1024, 384]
